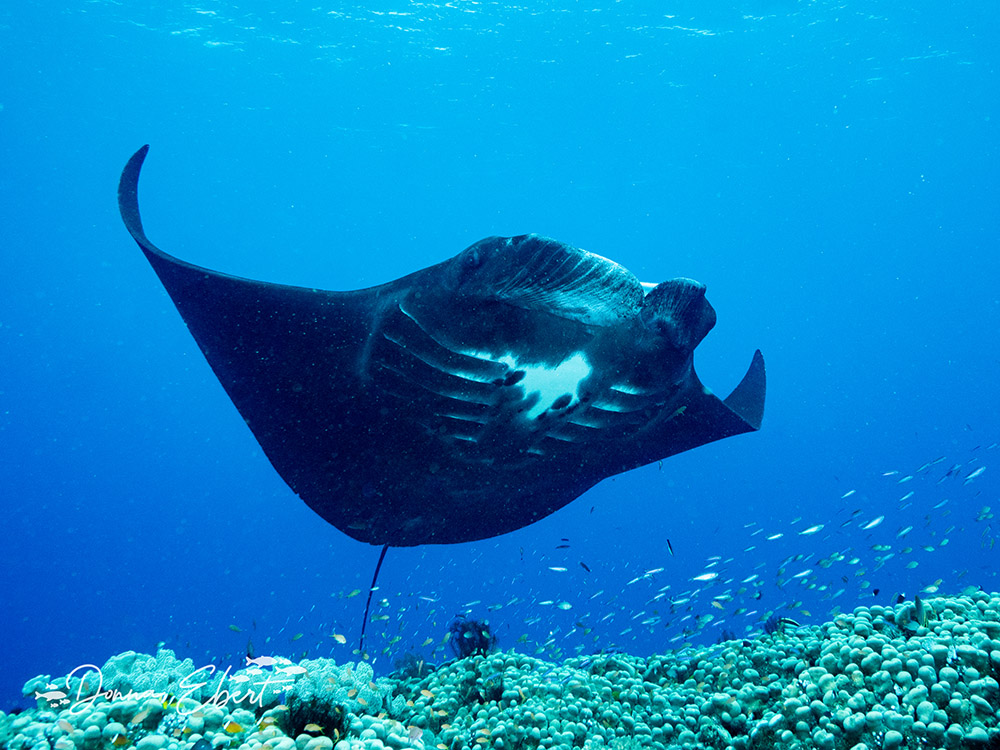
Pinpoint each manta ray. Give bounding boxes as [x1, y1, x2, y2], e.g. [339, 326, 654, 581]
[119, 146, 765, 551]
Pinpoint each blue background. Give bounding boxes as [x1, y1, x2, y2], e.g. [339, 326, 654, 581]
[1, 0, 997, 708]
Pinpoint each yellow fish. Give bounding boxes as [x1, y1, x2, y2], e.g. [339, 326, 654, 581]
[111, 734, 129, 747]
[303, 724, 323, 733]
[347, 589, 361, 598]
[331, 633, 347, 644]
[223, 720, 243, 734]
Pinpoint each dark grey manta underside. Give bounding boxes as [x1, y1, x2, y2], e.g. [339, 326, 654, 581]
[119, 146, 765, 547]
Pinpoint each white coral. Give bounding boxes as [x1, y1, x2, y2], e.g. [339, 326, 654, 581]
[290, 659, 384, 715]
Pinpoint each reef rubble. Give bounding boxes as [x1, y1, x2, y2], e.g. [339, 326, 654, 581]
[3, 592, 999, 750]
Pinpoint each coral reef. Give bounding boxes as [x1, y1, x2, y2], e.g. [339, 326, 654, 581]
[288, 660, 388, 718]
[5, 591, 1000, 750]
[391, 654, 434, 682]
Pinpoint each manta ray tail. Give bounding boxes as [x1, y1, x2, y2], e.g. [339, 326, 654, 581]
[359, 544, 390, 653]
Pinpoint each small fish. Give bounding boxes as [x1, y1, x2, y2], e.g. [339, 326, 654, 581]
[965, 466, 986, 484]
[421, 637, 434, 647]
[557, 602, 573, 610]
[917, 457, 945, 473]
[223, 720, 244, 734]
[331, 633, 347, 644]
[555, 544, 570, 549]
[228, 624, 243, 632]
[346, 588, 361, 598]
[766, 533, 784, 541]
[57, 720, 74, 733]
[579, 562, 591, 572]
[666, 539, 674, 556]
[111, 735, 129, 747]
[257, 717, 279, 729]
[692, 572, 718, 582]
[246, 656, 279, 667]
[290, 633, 304, 642]
[841, 490, 856, 498]
[129, 708, 150, 726]
[799, 524, 824, 536]
[862, 516, 884, 530]
[548, 566, 568, 572]
[421, 689, 435, 699]
[303, 723, 324, 733]
[347, 689, 358, 698]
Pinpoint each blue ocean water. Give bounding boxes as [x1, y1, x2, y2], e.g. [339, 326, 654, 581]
[1, 0, 997, 711]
